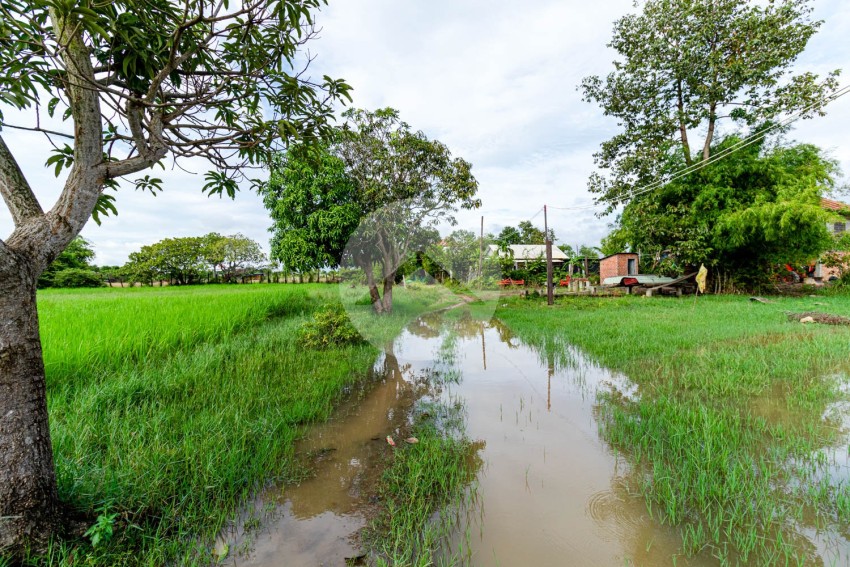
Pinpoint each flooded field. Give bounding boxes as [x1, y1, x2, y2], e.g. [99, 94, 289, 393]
[223, 309, 850, 566]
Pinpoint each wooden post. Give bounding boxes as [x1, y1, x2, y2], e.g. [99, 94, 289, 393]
[544, 205, 553, 305]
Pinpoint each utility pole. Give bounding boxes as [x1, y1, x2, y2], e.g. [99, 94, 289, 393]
[544, 205, 553, 305]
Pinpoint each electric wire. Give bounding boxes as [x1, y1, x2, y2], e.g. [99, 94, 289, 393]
[545, 83, 850, 212]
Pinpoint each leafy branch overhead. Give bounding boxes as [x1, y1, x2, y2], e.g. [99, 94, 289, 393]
[580, 0, 840, 211]
[0, 0, 352, 226]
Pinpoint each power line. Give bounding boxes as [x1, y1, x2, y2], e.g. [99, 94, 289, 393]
[545, 83, 850, 212]
[527, 206, 545, 222]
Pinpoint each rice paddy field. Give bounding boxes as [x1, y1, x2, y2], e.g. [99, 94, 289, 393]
[495, 294, 850, 565]
[27, 284, 455, 566]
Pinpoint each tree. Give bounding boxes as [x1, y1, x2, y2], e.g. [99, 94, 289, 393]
[578, 245, 601, 259]
[496, 225, 522, 247]
[264, 108, 480, 313]
[209, 233, 267, 282]
[0, 0, 349, 550]
[153, 237, 208, 284]
[262, 143, 362, 275]
[339, 109, 480, 313]
[495, 222, 554, 246]
[581, 0, 840, 211]
[434, 229, 480, 283]
[52, 267, 103, 288]
[37, 236, 96, 288]
[98, 265, 125, 287]
[602, 136, 837, 289]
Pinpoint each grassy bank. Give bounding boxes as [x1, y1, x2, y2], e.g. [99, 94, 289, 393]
[368, 418, 481, 567]
[23, 283, 453, 565]
[495, 294, 850, 565]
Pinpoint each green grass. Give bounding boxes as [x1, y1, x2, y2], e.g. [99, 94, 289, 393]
[22, 283, 455, 566]
[365, 314, 482, 567]
[495, 294, 850, 565]
[367, 405, 482, 567]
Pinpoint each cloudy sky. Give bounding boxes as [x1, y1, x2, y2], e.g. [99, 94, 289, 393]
[2, 0, 849, 265]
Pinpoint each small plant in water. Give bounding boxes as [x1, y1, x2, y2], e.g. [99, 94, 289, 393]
[84, 506, 119, 548]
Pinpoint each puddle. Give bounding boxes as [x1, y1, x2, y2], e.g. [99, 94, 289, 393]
[220, 310, 850, 566]
[218, 351, 427, 566]
[430, 315, 707, 566]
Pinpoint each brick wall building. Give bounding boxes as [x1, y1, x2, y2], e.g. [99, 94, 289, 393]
[600, 253, 639, 281]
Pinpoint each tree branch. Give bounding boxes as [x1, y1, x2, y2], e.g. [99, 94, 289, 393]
[104, 153, 166, 179]
[0, 134, 45, 227]
[1, 123, 75, 140]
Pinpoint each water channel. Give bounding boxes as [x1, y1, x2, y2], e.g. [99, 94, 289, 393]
[221, 309, 850, 566]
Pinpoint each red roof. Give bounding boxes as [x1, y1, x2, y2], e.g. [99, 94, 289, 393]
[821, 197, 850, 212]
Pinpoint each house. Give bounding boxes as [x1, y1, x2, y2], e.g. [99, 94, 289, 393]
[822, 197, 850, 235]
[487, 244, 568, 270]
[816, 198, 850, 281]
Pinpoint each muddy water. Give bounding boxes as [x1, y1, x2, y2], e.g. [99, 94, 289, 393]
[218, 352, 428, 566]
[223, 311, 850, 566]
[432, 316, 704, 566]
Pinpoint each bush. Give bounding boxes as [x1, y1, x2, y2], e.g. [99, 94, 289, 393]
[53, 268, 103, 288]
[298, 306, 365, 349]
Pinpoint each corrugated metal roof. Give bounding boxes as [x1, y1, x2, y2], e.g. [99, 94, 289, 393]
[487, 244, 568, 261]
[602, 275, 675, 286]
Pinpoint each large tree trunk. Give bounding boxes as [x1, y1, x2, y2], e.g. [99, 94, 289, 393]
[0, 259, 60, 552]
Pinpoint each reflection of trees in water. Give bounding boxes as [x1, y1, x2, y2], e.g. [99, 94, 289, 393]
[406, 312, 443, 339]
[486, 318, 517, 348]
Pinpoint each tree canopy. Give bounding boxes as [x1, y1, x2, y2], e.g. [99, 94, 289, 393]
[495, 221, 554, 247]
[427, 229, 481, 283]
[263, 108, 480, 313]
[262, 143, 361, 274]
[122, 233, 265, 285]
[601, 136, 839, 289]
[581, 0, 840, 211]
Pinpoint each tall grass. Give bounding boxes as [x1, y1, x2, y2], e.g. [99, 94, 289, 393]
[366, 394, 482, 567]
[20, 284, 452, 565]
[39, 285, 320, 389]
[497, 294, 850, 565]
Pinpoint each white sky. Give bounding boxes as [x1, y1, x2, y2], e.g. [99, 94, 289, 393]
[2, 0, 849, 265]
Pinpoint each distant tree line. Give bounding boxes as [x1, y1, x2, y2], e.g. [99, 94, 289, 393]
[38, 234, 267, 288]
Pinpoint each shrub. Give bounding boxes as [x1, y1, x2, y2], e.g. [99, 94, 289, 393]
[53, 268, 103, 288]
[297, 306, 365, 349]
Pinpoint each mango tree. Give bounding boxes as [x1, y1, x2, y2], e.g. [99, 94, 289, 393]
[0, 0, 349, 553]
[263, 108, 480, 314]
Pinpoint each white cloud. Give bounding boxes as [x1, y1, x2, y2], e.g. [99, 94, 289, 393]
[2, 0, 849, 264]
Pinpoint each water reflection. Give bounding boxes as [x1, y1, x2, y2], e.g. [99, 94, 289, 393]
[219, 347, 426, 566]
[220, 310, 850, 566]
[433, 316, 699, 566]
